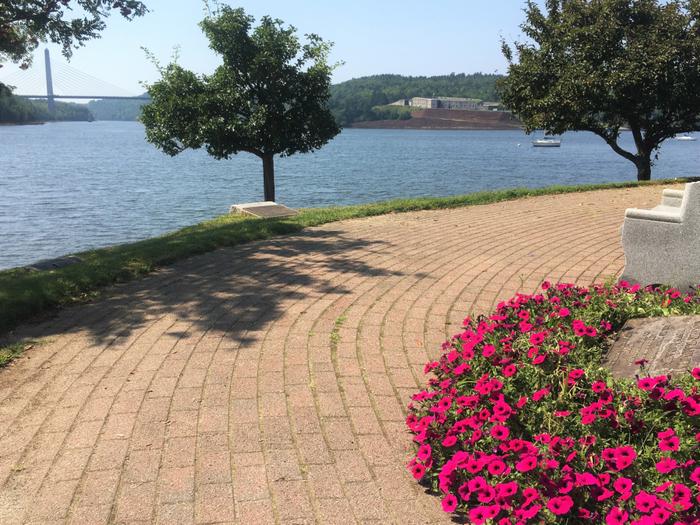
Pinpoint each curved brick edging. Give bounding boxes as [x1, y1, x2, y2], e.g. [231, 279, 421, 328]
[0, 185, 675, 524]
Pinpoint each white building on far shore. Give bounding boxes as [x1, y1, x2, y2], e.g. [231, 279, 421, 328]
[390, 97, 500, 111]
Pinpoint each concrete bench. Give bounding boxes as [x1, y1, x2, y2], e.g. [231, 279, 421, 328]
[621, 182, 700, 291]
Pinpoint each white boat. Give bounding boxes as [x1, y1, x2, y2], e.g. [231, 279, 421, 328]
[674, 133, 696, 141]
[532, 137, 561, 147]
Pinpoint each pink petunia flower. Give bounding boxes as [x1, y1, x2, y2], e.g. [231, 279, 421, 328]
[614, 447, 637, 470]
[637, 377, 657, 391]
[634, 491, 657, 513]
[672, 483, 691, 506]
[410, 463, 426, 480]
[490, 425, 510, 441]
[468, 506, 490, 525]
[457, 482, 470, 501]
[547, 496, 573, 515]
[655, 457, 678, 474]
[568, 368, 585, 380]
[431, 396, 453, 413]
[650, 507, 670, 524]
[441, 493, 458, 513]
[482, 344, 496, 357]
[442, 435, 458, 447]
[515, 455, 537, 473]
[495, 481, 518, 499]
[690, 466, 700, 485]
[487, 460, 507, 477]
[529, 332, 546, 345]
[502, 364, 517, 377]
[657, 428, 680, 452]
[532, 387, 551, 401]
[417, 444, 431, 461]
[613, 477, 633, 496]
[476, 485, 497, 503]
[606, 507, 629, 525]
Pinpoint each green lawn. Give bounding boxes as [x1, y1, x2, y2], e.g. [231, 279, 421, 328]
[0, 179, 685, 339]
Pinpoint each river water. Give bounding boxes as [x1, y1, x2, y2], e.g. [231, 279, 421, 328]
[1, 121, 698, 270]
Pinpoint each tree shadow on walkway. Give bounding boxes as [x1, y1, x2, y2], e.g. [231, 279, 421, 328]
[24, 228, 402, 346]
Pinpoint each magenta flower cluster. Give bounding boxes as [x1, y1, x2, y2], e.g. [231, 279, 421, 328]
[406, 282, 700, 524]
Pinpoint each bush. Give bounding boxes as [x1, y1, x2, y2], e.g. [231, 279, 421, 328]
[406, 282, 700, 524]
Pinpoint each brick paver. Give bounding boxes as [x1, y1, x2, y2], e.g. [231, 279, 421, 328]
[0, 186, 676, 524]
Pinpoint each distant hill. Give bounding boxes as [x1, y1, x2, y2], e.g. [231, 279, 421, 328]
[329, 73, 502, 126]
[87, 95, 149, 121]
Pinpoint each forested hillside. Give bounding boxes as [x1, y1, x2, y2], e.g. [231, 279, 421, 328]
[329, 73, 501, 126]
[0, 87, 93, 123]
[88, 96, 149, 121]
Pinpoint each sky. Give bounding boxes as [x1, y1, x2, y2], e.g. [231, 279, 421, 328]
[1, 0, 533, 96]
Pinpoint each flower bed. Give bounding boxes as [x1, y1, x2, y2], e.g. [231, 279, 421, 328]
[406, 282, 700, 524]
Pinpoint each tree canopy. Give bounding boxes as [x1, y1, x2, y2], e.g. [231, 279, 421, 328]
[0, 0, 147, 69]
[141, 6, 340, 202]
[498, 0, 700, 180]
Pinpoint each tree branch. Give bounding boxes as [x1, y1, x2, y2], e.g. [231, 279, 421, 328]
[588, 129, 637, 163]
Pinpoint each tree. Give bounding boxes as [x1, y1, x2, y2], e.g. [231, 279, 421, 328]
[498, 0, 700, 180]
[0, 1, 148, 69]
[141, 6, 340, 202]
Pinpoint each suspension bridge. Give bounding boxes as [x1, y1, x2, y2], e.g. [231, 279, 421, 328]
[0, 49, 149, 113]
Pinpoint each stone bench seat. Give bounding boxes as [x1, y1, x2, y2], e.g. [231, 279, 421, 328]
[621, 181, 700, 290]
[649, 189, 684, 214]
[625, 207, 682, 223]
[661, 188, 684, 202]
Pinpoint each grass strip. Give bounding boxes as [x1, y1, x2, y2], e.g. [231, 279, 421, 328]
[0, 178, 688, 337]
[0, 341, 38, 367]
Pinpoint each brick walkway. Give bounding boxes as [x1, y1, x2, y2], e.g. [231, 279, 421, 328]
[0, 186, 673, 524]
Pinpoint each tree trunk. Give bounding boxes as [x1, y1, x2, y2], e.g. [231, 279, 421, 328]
[262, 153, 275, 202]
[634, 155, 652, 181]
[630, 125, 652, 181]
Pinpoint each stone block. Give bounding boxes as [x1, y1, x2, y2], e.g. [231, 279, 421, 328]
[229, 201, 298, 218]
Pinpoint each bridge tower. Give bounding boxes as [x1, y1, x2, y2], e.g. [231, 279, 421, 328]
[44, 48, 55, 114]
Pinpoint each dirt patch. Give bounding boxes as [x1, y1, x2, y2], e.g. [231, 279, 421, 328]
[351, 109, 522, 130]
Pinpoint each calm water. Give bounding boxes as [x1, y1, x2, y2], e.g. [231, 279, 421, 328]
[1, 121, 698, 270]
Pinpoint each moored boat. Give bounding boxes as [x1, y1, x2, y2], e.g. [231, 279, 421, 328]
[674, 133, 696, 141]
[532, 137, 561, 147]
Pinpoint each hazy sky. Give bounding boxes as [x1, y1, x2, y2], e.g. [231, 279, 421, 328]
[1, 0, 532, 95]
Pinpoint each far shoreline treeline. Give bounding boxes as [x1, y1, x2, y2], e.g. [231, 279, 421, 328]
[1, 73, 502, 126]
[0, 86, 93, 124]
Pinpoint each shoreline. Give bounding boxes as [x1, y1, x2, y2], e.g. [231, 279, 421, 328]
[350, 108, 522, 130]
[0, 121, 46, 126]
[349, 123, 523, 131]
